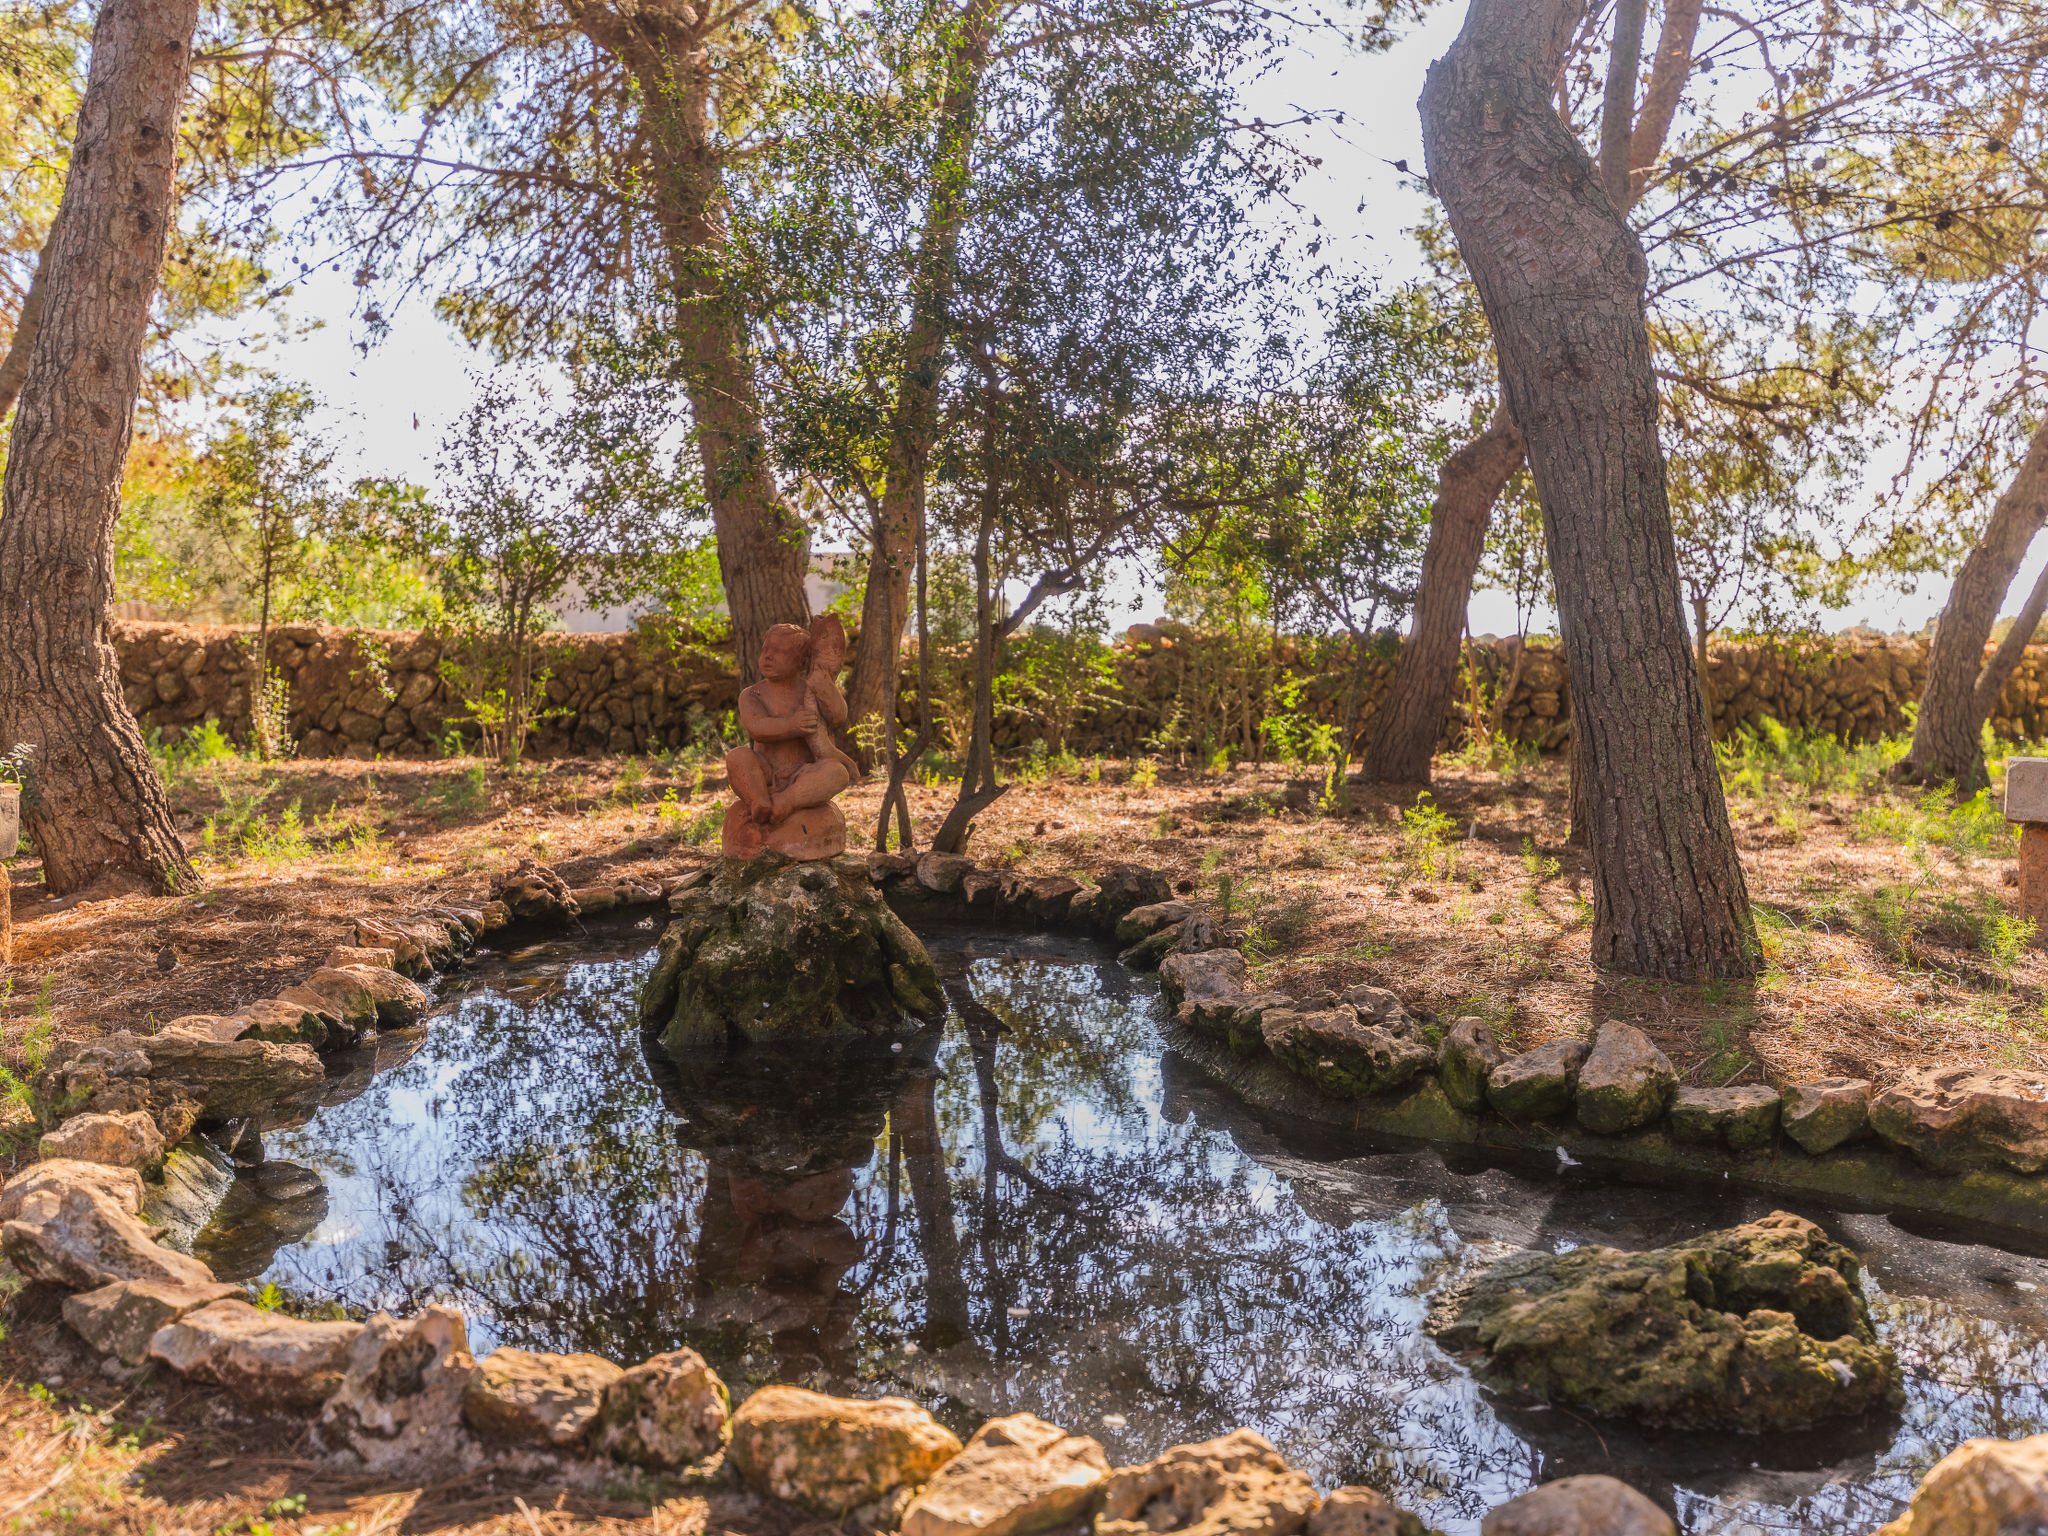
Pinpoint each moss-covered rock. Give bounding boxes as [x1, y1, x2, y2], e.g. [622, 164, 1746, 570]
[1573, 1023, 1676, 1135]
[1432, 1211, 1900, 1432]
[1438, 1018, 1503, 1114]
[1781, 1078, 1872, 1155]
[640, 855, 944, 1053]
[1261, 1006, 1435, 1099]
[1485, 1040, 1587, 1122]
[1670, 1085, 1781, 1152]
[729, 1384, 962, 1516]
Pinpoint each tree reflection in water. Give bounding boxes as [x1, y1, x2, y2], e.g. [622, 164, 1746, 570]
[228, 935, 2048, 1536]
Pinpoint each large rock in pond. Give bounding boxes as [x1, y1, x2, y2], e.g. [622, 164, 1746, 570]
[1432, 1211, 1899, 1432]
[1261, 1005, 1435, 1099]
[1875, 1432, 2048, 1536]
[640, 854, 944, 1053]
[1095, 1428, 1319, 1536]
[1480, 1476, 1674, 1536]
[729, 1384, 963, 1516]
[1869, 1068, 2048, 1173]
[901, 1412, 1109, 1536]
[1309, 1486, 1433, 1536]
[36, 1030, 323, 1127]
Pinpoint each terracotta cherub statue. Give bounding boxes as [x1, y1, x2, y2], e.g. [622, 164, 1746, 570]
[721, 615, 861, 860]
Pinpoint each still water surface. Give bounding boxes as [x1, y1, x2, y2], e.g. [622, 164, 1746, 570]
[197, 925, 2048, 1535]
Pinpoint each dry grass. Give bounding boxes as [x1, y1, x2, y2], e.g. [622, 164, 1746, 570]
[2, 735, 2044, 1169]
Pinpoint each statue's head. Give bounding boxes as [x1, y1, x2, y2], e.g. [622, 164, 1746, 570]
[760, 623, 811, 682]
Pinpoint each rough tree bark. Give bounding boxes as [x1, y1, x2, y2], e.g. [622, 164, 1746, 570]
[0, 235, 53, 423]
[568, 1, 811, 685]
[842, 0, 997, 764]
[0, 0, 201, 896]
[1360, 0, 1700, 785]
[1420, 0, 1755, 978]
[1903, 417, 2048, 792]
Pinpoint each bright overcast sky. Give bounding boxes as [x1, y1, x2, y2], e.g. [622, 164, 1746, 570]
[194, 4, 2009, 641]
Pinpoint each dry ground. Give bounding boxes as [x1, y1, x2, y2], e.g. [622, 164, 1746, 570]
[0, 736, 2043, 1531]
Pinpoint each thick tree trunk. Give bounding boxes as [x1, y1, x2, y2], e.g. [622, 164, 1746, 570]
[571, 3, 811, 686]
[1975, 546, 2048, 729]
[0, 236, 53, 423]
[931, 458, 1006, 854]
[1421, 0, 1754, 979]
[0, 0, 200, 897]
[1358, 406, 1526, 783]
[1362, 0, 1701, 787]
[1904, 417, 2048, 791]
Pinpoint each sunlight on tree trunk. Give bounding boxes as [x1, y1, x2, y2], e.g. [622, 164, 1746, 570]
[1422, 0, 1754, 979]
[0, 0, 201, 897]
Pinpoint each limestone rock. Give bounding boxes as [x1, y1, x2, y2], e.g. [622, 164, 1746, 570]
[38, 1110, 165, 1170]
[1095, 1428, 1319, 1536]
[325, 945, 398, 971]
[916, 852, 977, 895]
[462, 1347, 623, 1448]
[1485, 1040, 1589, 1122]
[1874, 1433, 2048, 1536]
[1117, 901, 1195, 945]
[900, 1413, 1109, 1536]
[1438, 1018, 1505, 1114]
[1088, 865, 1173, 930]
[37, 1031, 323, 1126]
[307, 965, 430, 1029]
[0, 1158, 144, 1222]
[2, 1184, 216, 1291]
[1262, 1006, 1436, 1098]
[156, 1015, 247, 1043]
[231, 995, 340, 1049]
[1013, 875, 1083, 922]
[1307, 1486, 1433, 1536]
[318, 1306, 482, 1474]
[1869, 1068, 2048, 1173]
[1479, 1476, 1674, 1536]
[1179, 991, 1294, 1057]
[480, 900, 512, 931]
[643, 857, 944, 1053]
[1669, 1085, 1781, 1151]
[1574, 1023, 1676, 1135]
[1780, 1078, 1872, 1155]
[489, 858, 581, 923]
[351, 917, 434, 977]
[728, 1384, 963, 1516]
[1158, 948, 1246, 1009]
[62, 1278, 240, 1365]
[596, 1347, 731, 1470]
[148, 1299, 365, 1409]
[1433, 1211, 1899, 1432]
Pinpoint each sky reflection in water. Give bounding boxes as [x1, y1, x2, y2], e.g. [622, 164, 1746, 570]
[199, 927, 2048, 1535]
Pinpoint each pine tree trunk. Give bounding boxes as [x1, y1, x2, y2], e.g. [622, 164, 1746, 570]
[0, 0, 200, 897]
[1974, 548, 2048, 730]
[1904, 417, 2048, 791]
[1421, 0, 1754, 979]
[1358, 406, 1526, 783]
[570, 2, 811, 686]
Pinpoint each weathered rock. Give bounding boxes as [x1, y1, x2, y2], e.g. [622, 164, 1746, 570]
[38, 1110, 164, 1170]
[728, 1384, 963, 1516]
[1433, 1211, 1899, 1432]
[1262, 1006, 1436, 1099]
[489, 858, 581, 923]
[596, 1347, 731, 1470]
[307, 964, 430, 1029]
[1479, 1476, 1674, 1536]
[143, 1139, 237, 1250]
[1117, 901, 1195, 945]
[479, 899, 512, 931]
[325, 945, 398, 971]
[1485, 1040, 1589, 1122]
[1574, 1023, 1676, 1135]
[231, 996, 338, 1049]
[148, 1299, 365, 1409]
[916, 852, 977, 895]
[1669, 1085, 1781, 1151]
[1087, 864, 1173, 930]
[1869, 1068, 2048, 1173]
[318, 1306, 481, 1474]
[1095, 1428, 1319, 1536]
[1874, 1432, 2048, 1536]
[1158, 948, 1246, 1009]
[644, 857, 943, 1053]
[900, 1412, 1109, 1536]
[1780, 1078, 1872, 1155]
[462, 1347, 623, 1448]
[1341, 986, 1421, 1036]
[2, 1184, 217, 1290]
[1438, 1018, 1505, 1114]
[1307, 1486, 1432, 1536]
[62, 1278, 240, 1365]
[37, 1031, 323, 1126]
[1179, 991, 1294, 1056]
[0, 1158, 144, 1222]
[1014, 875, 1084, 922]
[351, 917, 434, 977]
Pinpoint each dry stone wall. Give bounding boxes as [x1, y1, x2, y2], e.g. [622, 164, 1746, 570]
[111, 619, 2042, 760]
